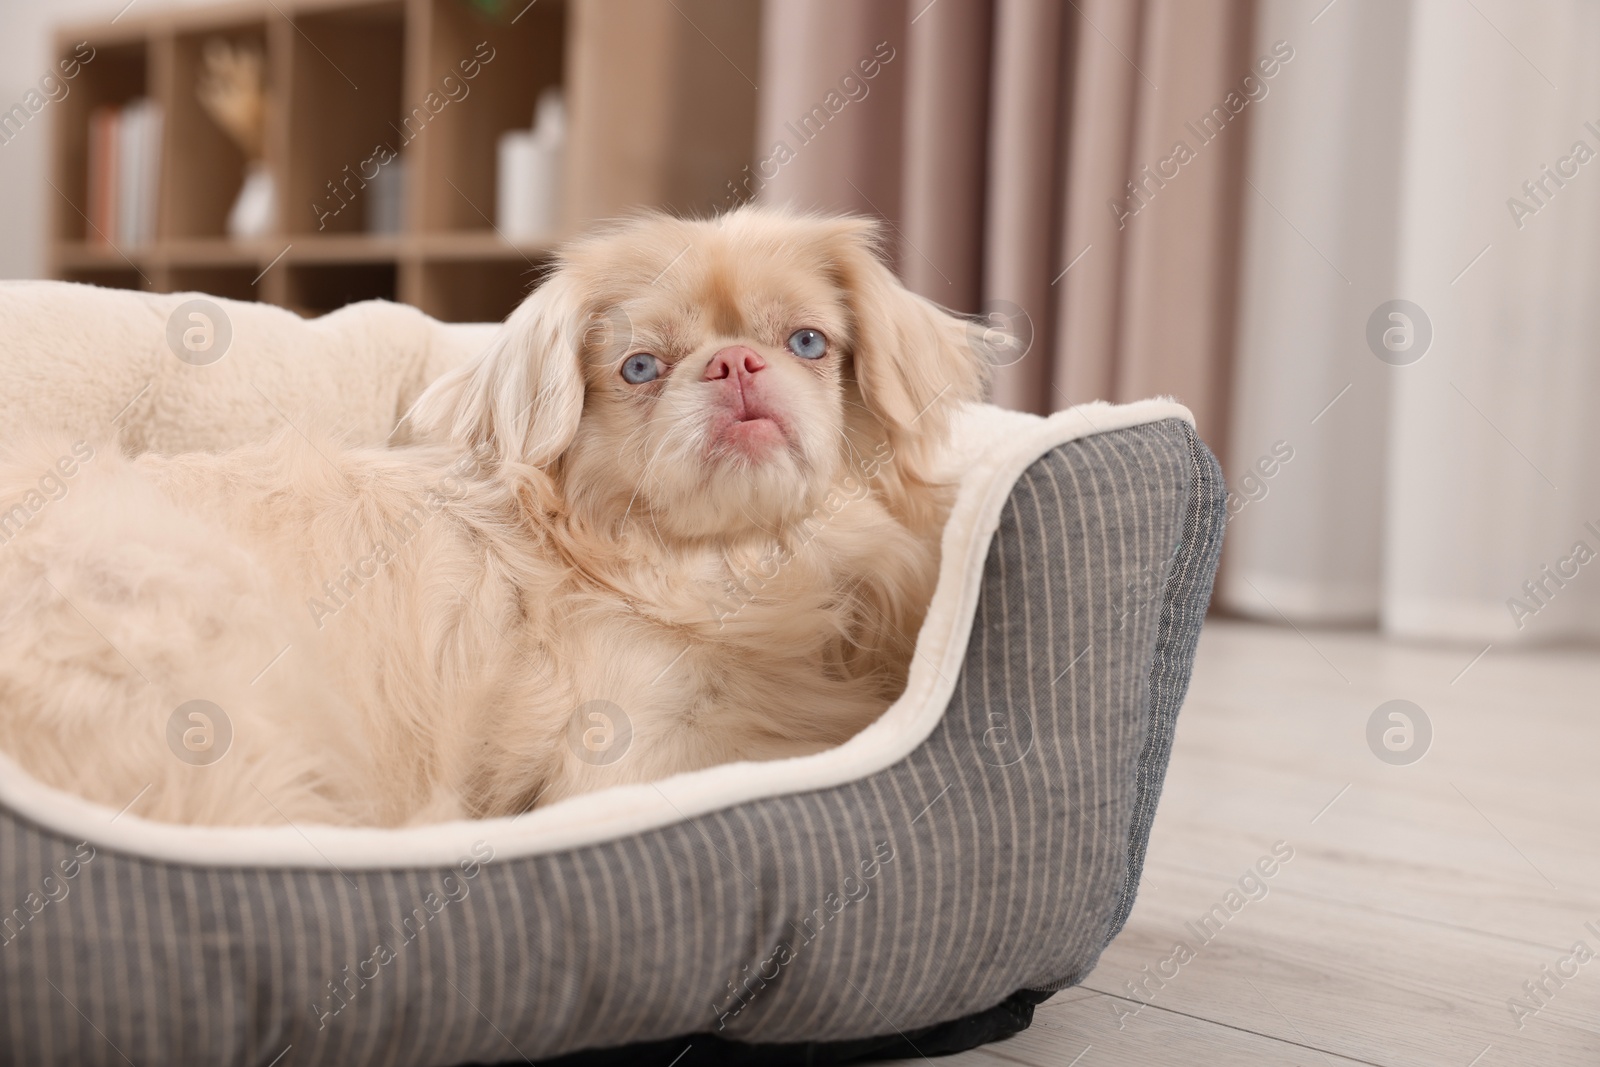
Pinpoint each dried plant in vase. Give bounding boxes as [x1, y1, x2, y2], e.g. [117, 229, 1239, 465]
[196, 38, 274, 239]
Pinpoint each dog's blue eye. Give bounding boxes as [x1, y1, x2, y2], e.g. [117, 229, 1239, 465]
[787, 329, 827, 360]
[621, 353, 662, 384]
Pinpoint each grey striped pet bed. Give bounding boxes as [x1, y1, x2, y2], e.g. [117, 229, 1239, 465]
[0, 400, 1223, 1067]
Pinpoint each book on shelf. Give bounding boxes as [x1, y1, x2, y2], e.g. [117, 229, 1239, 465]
[86, 98, 163, 247]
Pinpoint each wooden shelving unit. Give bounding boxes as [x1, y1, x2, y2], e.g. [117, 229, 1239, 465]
[50, 0, 761, 321]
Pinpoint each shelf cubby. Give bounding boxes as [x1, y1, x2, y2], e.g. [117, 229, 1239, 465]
[59, 266, 149, 291]
[52, 38, 150, 245]
[416, 0, 567, 235]
[286, 2, 407, 237]
[417, 256, 544, 323]
[168, 264, 262, 301]
[166, 19, 268, 239]
[285, 260, 398, 315]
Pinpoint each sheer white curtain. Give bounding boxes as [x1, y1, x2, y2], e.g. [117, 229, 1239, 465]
[1221, 0, 1600, 645]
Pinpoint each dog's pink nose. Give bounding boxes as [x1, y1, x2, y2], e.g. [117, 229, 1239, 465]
[703, 346, 766, 381]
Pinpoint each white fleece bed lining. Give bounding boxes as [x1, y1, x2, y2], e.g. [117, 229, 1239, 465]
[0, 398, 1194, 867]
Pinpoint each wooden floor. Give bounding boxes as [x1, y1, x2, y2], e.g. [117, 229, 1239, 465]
[897, 620, 1600, 1067]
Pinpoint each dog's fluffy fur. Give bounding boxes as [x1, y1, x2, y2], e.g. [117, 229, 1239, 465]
[0, 208, 986, 826]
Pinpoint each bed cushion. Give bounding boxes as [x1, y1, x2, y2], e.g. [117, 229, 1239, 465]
[0, 292, 1223, 1065]
[0, 280, 496, 454]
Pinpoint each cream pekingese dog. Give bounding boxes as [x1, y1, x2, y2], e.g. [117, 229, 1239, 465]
[0, 208, 987, 826]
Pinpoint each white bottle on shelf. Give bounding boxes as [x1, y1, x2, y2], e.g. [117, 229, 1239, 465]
[496, 88, 565, 242]
[228, 161, 276, 239]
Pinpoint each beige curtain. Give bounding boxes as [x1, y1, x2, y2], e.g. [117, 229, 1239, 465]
[755, 0, 1255, 456]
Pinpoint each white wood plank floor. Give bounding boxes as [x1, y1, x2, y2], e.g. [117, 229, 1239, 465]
[890, 619, 1600, 1066]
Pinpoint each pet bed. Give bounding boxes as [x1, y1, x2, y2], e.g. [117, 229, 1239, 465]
[0, 285, 1224, 1066]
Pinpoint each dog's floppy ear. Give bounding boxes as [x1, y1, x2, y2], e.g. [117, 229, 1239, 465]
[407, 272, 589, 468]
[825, 218, 989, 449]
